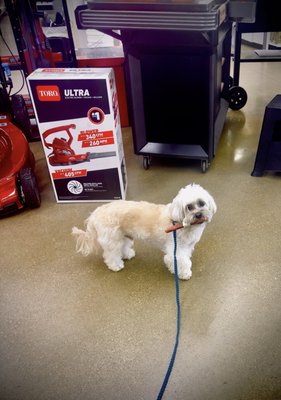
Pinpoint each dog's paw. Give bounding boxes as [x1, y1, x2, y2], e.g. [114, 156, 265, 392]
[105, 259, 124, 272]
[123, 248, 136, 260]
[178, 270, 192, 280]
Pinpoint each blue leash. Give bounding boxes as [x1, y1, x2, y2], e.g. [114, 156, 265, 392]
[156, 229, 181, 400]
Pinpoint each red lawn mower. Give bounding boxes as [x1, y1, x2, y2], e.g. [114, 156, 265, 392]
[0, 61, 40, 217]
[0, 114, 41, 217]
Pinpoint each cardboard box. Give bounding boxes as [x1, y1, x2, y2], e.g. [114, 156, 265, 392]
[27, 68, 127, 202]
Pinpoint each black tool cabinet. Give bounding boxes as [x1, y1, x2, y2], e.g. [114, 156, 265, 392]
[122, 24, 232, 172]
[75, 0, 253, 172]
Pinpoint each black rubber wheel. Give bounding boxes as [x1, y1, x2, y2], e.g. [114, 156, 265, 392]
[11, 94, 34, 141]
[143, 156, 151, 170]
[201, 160, 209, 173]
[18, 168, 41, 208]
[228, 86, 248, 110]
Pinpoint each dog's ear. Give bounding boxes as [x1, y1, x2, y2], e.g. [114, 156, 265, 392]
[207, 193, 217, 217]
[170, 189, 185, 222]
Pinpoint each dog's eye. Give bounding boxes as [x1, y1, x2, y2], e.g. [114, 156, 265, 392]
[187, 204, 195, 211]
[197, 200, 206, 207]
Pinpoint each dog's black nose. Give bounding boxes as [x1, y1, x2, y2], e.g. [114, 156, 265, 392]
[195, 212, 202, 219]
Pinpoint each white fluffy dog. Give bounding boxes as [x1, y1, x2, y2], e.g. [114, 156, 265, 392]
[72, 183, 216, 280]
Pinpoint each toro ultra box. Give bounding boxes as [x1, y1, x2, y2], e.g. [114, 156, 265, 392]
[27, 68, 127, 202]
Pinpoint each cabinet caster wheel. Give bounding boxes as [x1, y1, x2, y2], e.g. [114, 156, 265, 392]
[143, 156, 151, 170]
[228, 86, 247, 110]
[201, 160, 209, 173]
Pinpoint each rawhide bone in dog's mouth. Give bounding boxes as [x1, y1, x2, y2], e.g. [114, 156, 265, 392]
[165, 216, 208, 233]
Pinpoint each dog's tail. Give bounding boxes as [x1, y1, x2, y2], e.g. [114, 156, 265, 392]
[72, 223, 99, 257]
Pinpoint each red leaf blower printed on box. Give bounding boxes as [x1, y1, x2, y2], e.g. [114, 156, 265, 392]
[42, 124, 116, 166]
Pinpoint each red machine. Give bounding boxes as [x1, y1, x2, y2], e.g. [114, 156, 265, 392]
[0, 115, 40, 216]
[42, 124, 116, 166]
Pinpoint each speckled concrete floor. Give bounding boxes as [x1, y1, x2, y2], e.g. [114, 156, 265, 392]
[1, 58, 281, 400]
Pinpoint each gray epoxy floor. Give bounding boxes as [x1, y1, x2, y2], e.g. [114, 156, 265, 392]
[1, 60, 281, 400]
